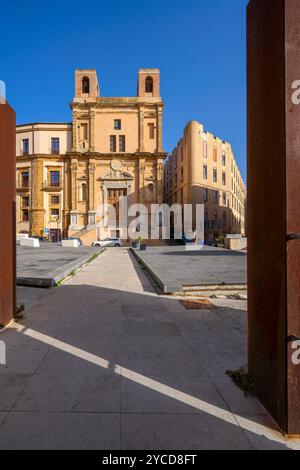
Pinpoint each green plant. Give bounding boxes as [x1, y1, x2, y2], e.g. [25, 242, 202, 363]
[15, 304, 25, 319]
[226, 368, 255, 397]
[215, 235, 225, 245]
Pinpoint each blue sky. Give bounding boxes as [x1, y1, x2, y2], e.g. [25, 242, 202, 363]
[0, 0, 248, 179]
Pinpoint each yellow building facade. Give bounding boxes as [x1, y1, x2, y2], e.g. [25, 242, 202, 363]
[16, 69, 167, 244]
[164, 121, 246, 241]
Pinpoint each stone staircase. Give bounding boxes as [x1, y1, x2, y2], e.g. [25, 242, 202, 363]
[68, 227, 98, 246]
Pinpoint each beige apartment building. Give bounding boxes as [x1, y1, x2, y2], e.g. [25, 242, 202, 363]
[164, 121, 246, 241]
[16, 68, 167, 244]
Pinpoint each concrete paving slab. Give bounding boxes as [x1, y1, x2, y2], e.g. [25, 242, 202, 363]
[0, 375, 31, 411]
[119, 334, 192, 354]
[0, 412, 8, 427]
[0, 412, 121, 450]
[211, 375, 268, 416]
[121, 413, 252, 450]
[234, 413, 296, 450]
[132, 245, 247, 293]
[17, 245, 104, 287]
[0, 348, 49, 375]
[121, 376, 229, 414]
[120, 350, 206, 378]
[13, 373, 121, 413]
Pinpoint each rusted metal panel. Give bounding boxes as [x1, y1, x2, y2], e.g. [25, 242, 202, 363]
[285, 0, 300, 437]
[0, 102, 16, 327]
[248, 0, 300, 435]
[247, 0, 287, 432]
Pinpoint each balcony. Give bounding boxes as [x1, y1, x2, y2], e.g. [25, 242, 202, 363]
[17, 180, 30, 192]
[43, 180, 63, 191]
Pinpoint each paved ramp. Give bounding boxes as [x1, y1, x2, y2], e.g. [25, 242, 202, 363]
[0, 248, 295, 449]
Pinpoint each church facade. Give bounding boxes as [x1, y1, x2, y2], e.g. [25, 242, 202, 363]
[16, 68, 167, 244]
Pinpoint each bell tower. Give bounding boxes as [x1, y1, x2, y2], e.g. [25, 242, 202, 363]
[138, 69, 160, 98]
[74, 69, 100, 101]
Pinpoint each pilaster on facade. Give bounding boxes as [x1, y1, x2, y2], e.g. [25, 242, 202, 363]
[89, 109, 96, 152]
[69, 159, 79, 230]
[139, 107, 145, 153]
[72, 109, 79, 152]
[70, 159, 78, 211]
[87, 159, 97, 228]
[156, 105, 164, 153]
[156, 159, 164, 204]
[31, 158, 45, 236]
[138, 158, 146, 204]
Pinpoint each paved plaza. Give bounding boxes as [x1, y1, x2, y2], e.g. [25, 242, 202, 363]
[17, 244, 103, 287]
[132, 245, 247, 293]
[0, 248, 298, 449]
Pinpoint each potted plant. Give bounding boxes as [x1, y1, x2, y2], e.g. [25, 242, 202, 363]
[215, 235, 225, 248]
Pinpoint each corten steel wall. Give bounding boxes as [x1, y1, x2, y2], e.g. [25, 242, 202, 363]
[0, 103, 16, 327]
[247, 0, 300, 435]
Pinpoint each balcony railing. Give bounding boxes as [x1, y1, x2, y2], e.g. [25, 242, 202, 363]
[43, 180, 62, 191]
[17, 180, 30, 191]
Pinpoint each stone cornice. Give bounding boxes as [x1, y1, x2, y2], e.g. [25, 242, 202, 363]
[70, 98, 164, 109]
[65, 151, 168, 160]
[17, 154, 65, 162]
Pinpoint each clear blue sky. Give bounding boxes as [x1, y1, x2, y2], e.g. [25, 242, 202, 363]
[0, 0, 248, 180]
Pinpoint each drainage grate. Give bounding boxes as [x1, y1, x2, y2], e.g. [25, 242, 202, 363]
[180, 299, 218, 310]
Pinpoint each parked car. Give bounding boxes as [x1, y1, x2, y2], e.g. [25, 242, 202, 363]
[176, 235, 195, 245]
[63, 237, 83, 246]
[32, 236, 48, 242]
[92, 238, 123, 248]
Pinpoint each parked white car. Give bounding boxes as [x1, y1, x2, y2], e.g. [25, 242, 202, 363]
[92, 238, 123, 248]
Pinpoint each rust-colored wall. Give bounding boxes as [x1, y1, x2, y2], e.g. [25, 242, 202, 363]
[285, 0, 300, 436]
[248, 0, 300, 435]
[0, 103, 16, 327]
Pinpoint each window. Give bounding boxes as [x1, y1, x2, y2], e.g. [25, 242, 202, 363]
[80, 183, 87, 202]
[214, 209, 218, 220]
[223, 211, 227, 222]
[51, 138, 60, 154]
[22, 209, 29, 222]
[147, 183, 154, 193]
[82, 76, 90, 94]
[22, 196, 29, 208]
[114, 119, 121, 130]
[222, 172, 226, 186]
[148, 123, 155, 140]
[145, 76, 153, 93]
[203, 165, 208, 180]
[21, 171, 29, 188]
[81, 123, 88, 140]
[51, 208, 59, 220]
[50, 171, 60, 187]
[213, 147, 217, 163]
[110, 135, 117, 152]
[119, 135, 126, 152]
[222, 192, 227, 206]
[203, 188, 208, 202]
[203, 141, 207, 158]
[51, 195, 60, 205]
[213, 190, 219, 204]
[222, 152, 226, 166]
[22, 139, 29, 155]
[213, 168, 218, 183]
